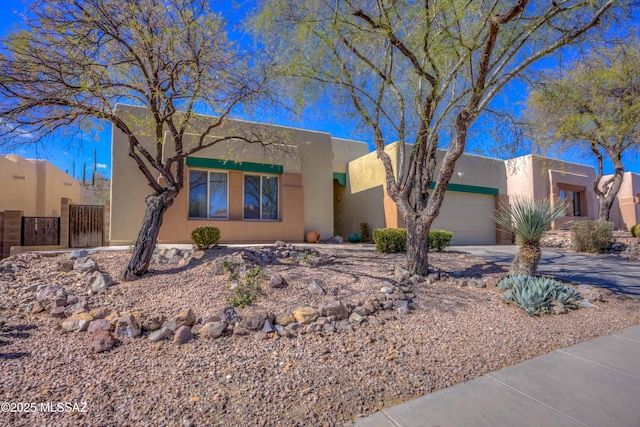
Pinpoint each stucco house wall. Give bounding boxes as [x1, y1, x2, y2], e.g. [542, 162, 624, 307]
[506, 155, 598, 229]
[605, 172, 640, 230]
[337, 143, 510, 245]
[110, 104, 335, 245]
[0, 154, 95, 216]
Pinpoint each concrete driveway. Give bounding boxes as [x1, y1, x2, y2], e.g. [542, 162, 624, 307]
[448, 245, 640, 298]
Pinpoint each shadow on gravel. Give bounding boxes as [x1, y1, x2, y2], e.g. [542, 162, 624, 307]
[0, 322, 36, 360]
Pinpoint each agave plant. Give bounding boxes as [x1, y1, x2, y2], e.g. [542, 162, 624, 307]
[495, 196, 566, 275]
[501, 274, 583, 315]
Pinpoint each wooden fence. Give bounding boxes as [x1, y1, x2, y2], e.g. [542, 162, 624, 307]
[21, 217, 60, 246]
[69, 205, 104, 248]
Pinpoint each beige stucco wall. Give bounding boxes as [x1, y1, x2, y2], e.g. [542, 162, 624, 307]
[0, 154, 95, 216]
[605, 172, 640, 229]
[110, 104, 334, 245]
[331, 138, 370, 173]
[506, 155, 598, 229]
[337, 143, 508, 244]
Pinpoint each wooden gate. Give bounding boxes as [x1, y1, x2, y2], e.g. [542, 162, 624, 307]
[21, 217, 60, 246]
[69, 205, 104, 248]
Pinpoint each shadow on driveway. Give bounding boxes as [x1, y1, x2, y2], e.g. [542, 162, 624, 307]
[448, 245, 640, 298]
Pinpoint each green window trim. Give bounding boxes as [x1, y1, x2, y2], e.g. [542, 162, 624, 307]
[186, 157, 283, 175]
[427, 182, 499, 195]
[333, 172, 347, 187]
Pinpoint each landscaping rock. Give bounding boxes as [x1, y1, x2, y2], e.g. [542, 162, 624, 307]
[89, 307, 111, 320]
[36, 285, 65, 303]
[61, 313, 94, 333]
[319, 300, 349, 320]
[219, 307, 240, 324]
[552, 300, 568, 315]
[91, 273, 113, 293]
[380, 286, 393, 294]
[30, 302, 45, 314]
[394, 266, 410, 284]
[261, 319, 275, 333]
[233, 326, 250, 336]
[74, 257, 98, 273]
[293, 307, 319, 324]
[90, 329, 115, 353]
[149, 327, 173, 342]
[69, 249, 88, 260]
[306, 280, 325, 295]
[173, 325, 194, 345]
[200, 322, 227, 339]
[577, 284, 609, 302]
[87, 319, 113, 333]
[115, 314, 141, 338]
[140, 313, 165, 331]
[275, 312, 296, 326]
[348, 312, 364, 324]
[240, 312, 268, 331]
[269, 274, 286, 288]
[49, 306, 67, 318]
[175, 308, 197, 327]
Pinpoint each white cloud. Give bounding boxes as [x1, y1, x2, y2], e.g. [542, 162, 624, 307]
[97, 163, 108, 169]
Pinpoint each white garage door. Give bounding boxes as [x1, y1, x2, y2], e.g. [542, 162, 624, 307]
[432, 191, 496, 245]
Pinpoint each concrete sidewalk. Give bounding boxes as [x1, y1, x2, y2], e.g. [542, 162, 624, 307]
[354, 325, 640, 427]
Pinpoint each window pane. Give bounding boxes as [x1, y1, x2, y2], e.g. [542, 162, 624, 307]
[209, 172, 228, 219]
[188, 171, 207, 218]
[261, 176, 278, 220]
[244, 175, 260, 219]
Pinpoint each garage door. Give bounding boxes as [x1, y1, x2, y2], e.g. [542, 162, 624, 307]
[432, 191, 496, 245]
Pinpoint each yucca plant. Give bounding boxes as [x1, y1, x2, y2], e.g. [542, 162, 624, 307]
[495, 196, 566, 275]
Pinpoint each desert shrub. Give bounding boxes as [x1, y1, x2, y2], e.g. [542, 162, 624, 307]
[631, 224, 640, 237]
[373, 228, 407, 253]
[227, 266, 264, 308]
[428, 230, 453, 251]
[191, 226, 221, 249]
[571, 220, 613, 253]
[501, 274, 582, 315]
[360, 222, 370, 242]
[348, 233, 361, 243]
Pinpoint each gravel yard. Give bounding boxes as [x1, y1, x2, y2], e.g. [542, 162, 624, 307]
[1, 245, 638, 427]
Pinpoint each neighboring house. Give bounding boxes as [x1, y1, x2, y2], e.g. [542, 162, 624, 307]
[0, 154, 95, 216]
[605, 172, 640, 230]
[109, 105, 638, 247]
[0, 154, 96, 258]
[505, 155, 599, 230]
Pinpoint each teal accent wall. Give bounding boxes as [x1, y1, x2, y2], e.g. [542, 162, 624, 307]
[186, 157, 283, 174]
[427, 182, 499, 195]
[333, 172, 347, 187]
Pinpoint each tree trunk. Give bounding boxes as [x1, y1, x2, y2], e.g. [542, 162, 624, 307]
[510, 242, 541, 276]
[120, 188, 178, 281]
[406, 217, 430, 276]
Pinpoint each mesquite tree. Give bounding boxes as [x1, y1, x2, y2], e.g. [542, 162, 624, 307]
[253, 0, 622, 275]
[0, 0, 269, 280]
[526, 40, 640, 221]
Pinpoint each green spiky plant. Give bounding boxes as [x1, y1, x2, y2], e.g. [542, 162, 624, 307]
[495, 196, 566, 275]
[500, 274, 582, 315]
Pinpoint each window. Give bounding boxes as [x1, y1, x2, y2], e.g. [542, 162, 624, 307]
[244, 174, 278, 220]
[559, 189, 582, 216]
[188, 170, 228, 219]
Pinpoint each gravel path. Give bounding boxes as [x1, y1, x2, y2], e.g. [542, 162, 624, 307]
[1, 246, 638, 426]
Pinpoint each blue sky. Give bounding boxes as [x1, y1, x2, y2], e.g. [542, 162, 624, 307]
[0, 0, 638, 179]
